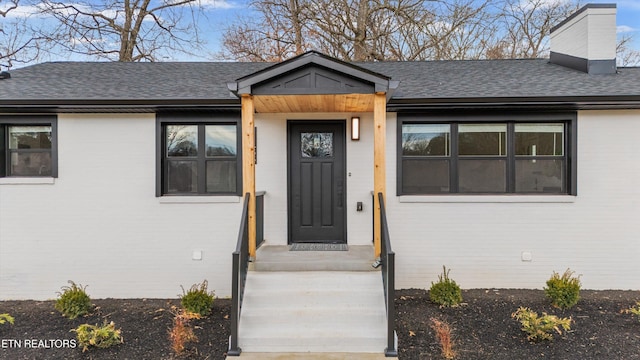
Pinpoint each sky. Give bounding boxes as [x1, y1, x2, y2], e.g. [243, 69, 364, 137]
[3, 0, 640, 66]
[181, 0, 640, 61]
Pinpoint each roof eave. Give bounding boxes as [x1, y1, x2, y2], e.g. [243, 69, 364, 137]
[387, 96, 640, 111]
[3, 95, 640, 113]
[0, 99, 242, 113]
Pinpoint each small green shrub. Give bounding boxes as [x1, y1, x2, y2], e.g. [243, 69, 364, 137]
[180, 280, 215, 316]
[626, 302, 640, 321]
[73, 321, 123, 352]
[544, 269, 581, 309]
[0, 313, 14, 325]
[512, 307, 572, 342]
[429, 266, 463, 307]
[55, 281, 92, 319]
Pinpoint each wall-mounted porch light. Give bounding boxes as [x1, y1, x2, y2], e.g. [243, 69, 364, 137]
[351, 117, 360, 141]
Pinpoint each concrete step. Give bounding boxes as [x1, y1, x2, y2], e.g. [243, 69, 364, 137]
[253, 245, 377, 271]
[230, 353, 395, 359]
[244, 270, 382, 290]
[238, 271, 388, 353]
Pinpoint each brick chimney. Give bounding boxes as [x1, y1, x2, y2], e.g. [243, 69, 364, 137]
[550, 3, 617, 74]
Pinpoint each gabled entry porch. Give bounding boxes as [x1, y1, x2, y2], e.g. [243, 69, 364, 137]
[227, 51, 397, 258]
[225, 51, 398, 357]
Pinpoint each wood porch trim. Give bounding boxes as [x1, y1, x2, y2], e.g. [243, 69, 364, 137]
[241, 94, 257, 258]
[373, 93, 387, 258]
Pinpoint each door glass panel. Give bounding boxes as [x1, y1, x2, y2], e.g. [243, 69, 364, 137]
[206, 125, 236, 157]
[301, 132, 333, 158]
[167, 125, 198, 157]
[459, 124, 506, 156]
[515, 124, 564, 156]
[402, 124, 450, 156]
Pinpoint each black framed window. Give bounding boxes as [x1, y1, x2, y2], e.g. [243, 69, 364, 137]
[0, 116, 57, 178]
[398, 113, 576, 195]
[157, 113, 241, 196]
[514, 123, 565, 193]
[401, 124, 451, 193]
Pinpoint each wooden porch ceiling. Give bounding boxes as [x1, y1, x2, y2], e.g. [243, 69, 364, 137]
[252, 94, 376, 113]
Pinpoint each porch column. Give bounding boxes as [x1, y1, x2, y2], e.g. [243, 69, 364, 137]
[241, 94, 257, 258]
[373, 92, 386, 258]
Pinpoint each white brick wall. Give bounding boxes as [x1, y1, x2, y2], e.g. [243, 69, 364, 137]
[2, 110, 639, 299]
[387, 110, 640, 290]
[0, 114, 242, 300]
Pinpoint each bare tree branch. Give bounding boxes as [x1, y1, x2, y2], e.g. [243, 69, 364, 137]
[1, 0, 44, 69]
[219, 0, 313, 61]
[0, 0, 19, 17]
[491, 0, 581, 59]
[617, 34, 640, 67]
[37, 0, 205, 62]
[220, 0, 503, 62]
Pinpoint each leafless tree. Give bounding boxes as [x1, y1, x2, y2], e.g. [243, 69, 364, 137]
[219, 0, 513, 62]
[220, 0, 312, 62]
[37, 0, 205, 62]
[309, 0, 431, 61]
[617, 34, 640, 67]
[220, 0, 639, 65]
[418, 0, 497, 60]
[221, 0, 436, 62]
[491, 0, 581, 59]
[1, 0, 43, 69]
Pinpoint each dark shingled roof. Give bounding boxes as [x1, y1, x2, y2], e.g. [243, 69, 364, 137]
[359, 60, 640, 100]
[0, 62, 270, 102]
[1, 59, 640, 110]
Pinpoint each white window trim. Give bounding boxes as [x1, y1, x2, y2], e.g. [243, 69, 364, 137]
[159, 196, 241, 204]
[0, 177, 55, 185]
[399, 195, 576, 203]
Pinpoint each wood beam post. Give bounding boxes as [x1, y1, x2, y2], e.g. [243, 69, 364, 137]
[373, 92, 386, 258]
[241, 95, 257, 258]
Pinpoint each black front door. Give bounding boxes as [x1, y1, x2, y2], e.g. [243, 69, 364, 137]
[288, 121, 346, 243]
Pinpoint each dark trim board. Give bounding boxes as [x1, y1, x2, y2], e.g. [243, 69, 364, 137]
[235, 51, 392, 95]
[252, 65, 375, 95]
[550, 52, 617, 75]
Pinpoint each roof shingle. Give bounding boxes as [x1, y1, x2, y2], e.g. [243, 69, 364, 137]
[1, 59, 640, 107]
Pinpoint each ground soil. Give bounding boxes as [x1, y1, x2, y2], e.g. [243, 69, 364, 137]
[1, 289, 639, 359]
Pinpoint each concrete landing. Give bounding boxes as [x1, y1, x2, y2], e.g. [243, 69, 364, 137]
[253, 245, 377, 271]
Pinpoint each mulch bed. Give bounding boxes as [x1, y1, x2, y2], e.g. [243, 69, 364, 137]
[1, 289, 639, 359]
[0, 298, 231, 359]
[396, 289, 640, 360]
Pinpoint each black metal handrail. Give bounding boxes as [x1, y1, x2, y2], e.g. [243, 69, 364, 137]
[256, 191, 265, 249]
[227, 193, 250, 356]
[378, 192, 398, 357]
